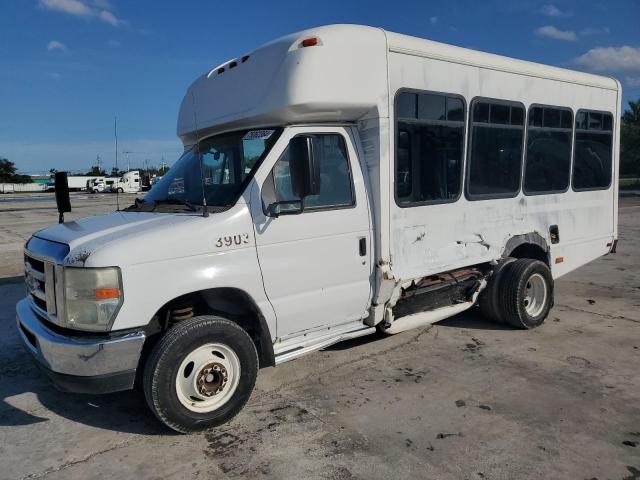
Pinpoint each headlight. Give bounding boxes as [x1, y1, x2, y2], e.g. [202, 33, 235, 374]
[63, 267, 123, 331]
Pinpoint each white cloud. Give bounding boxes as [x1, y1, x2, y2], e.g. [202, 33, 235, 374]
[573, 46, 640, 72]
[429, 16, 438, 25]
[38, 0, 125, 27]
[46, 40, 66, 51]
[539, 4, 572, 17]
[98, 9, 120, 26]
[580, 26, 610, 36]
[39, 0, 93, 16]
[625, 76, 640, 87]
[535, 25, 577, 41]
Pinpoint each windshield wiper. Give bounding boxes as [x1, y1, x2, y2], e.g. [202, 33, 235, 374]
[155, 198, 198, 211]
[123, 197, 198, 212]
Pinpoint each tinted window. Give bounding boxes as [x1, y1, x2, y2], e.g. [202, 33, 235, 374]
[524, 106, 572, 194]
[467, 100, 525, 198]
[395, 91, 465, 205]
[264, 134, 354, 212]
[573, 110, 613, 190]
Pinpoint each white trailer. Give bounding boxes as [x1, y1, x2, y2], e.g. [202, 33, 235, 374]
[16, 25, 619, 433]
[66, 176, 94, 191]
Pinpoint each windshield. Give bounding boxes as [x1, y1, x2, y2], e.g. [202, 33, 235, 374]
[141, 128, 281, 210]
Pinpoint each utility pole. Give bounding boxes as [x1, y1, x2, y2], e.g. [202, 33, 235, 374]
[95, 154, 102, 174]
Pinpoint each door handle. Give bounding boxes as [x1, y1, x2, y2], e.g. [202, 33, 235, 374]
[359, 237, 367, 256]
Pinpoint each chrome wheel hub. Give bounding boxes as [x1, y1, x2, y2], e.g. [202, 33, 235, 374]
[523, 273, 547, 318]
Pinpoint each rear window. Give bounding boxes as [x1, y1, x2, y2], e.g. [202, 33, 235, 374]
[572, 110, 613, 191]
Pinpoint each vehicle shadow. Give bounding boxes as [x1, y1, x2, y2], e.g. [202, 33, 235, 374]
[326, 308, 513, 353]
[0, 279, 171, 435]
[0, 348, 170, 435]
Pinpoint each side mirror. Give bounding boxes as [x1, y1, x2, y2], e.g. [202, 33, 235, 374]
[289, 136, 320, 198]
[54, 172, 71, 223]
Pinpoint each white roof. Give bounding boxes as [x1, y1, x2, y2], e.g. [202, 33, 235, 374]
[177, 24, 619, 142]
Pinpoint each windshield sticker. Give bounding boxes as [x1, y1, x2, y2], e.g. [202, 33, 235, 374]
[243, 129, 274, 141]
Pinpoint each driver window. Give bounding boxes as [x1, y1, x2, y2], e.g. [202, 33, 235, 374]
[262, 134, 355, 213]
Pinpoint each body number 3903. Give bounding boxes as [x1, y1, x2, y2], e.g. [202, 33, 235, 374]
[215, 234, 250, 248]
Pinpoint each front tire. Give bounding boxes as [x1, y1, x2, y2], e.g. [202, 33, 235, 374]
[143, 315, 258, 433]
[499, 259, 553, 329]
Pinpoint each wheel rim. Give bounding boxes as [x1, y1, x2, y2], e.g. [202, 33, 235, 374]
[175, 343, 241, 413]
[523, 273, 547, 318]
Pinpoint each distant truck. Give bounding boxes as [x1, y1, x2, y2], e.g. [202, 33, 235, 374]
[109, 171, 141, 193]
[65, 176, 95, 191]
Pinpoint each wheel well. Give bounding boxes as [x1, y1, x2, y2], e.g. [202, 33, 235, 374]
[508, 243, 549, 265]
[149, 288, 275, 368]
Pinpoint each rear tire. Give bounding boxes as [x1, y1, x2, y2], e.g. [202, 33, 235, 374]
[143, 315, 258, 433]
[478, 258, 516, 324]
[498, 259, 553, 329]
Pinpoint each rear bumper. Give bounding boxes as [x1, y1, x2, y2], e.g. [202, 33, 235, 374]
[16, 298, 145, 394]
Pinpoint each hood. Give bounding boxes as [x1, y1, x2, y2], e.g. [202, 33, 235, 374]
[34, 212, 199, 265]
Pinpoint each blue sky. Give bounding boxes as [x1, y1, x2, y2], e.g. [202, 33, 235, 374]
[1, 0, 639, 174]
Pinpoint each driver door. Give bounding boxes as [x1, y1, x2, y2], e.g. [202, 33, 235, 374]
[249, 126, 373, 339]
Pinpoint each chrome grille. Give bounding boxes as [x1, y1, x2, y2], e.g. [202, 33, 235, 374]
[24, 251, 56, 321]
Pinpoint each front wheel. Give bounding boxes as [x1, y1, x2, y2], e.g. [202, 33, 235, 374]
[143, 315, 258, 433]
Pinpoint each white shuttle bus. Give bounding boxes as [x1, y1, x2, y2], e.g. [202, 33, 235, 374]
[16, 25, 620, 432]
[110, 170, 141, 193]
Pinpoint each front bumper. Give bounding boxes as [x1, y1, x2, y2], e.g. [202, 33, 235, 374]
[16, 298, 146, 394]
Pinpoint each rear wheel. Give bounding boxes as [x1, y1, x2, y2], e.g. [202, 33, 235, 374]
[143, 315, 258, 433]
[478, 258, 515, 324]
[498, 259, 553, 329]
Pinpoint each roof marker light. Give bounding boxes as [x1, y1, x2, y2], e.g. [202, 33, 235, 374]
[241, 55, 250, 63]
[229, 61, 238, 69]
[217, 67, 225, 74]
[301, 37, 319, 47]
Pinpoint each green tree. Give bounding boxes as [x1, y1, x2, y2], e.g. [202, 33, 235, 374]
[110, 166, 125, 177]
[86, 166, 106, 176]
[0, 158, 32, 183]
[621, 99, 640, 177]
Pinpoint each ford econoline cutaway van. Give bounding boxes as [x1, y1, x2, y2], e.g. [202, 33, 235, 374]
[17, 24, 620, 433]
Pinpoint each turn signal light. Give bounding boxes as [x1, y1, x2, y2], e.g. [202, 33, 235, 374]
[301, 37, 319, 47]
[95, 288, 121, 300]
[555, 257, 564, 264]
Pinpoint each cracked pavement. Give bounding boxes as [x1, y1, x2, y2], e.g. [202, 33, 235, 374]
[0, 194, 639, 479]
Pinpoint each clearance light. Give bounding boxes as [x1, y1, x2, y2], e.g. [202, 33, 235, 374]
[241, 55, 250, 63]
[229, 61, 237, 69]
[217, 67, 225, 74]
[95, 287, 121, 300]
[301, 37, 319, 47]
[555, 257, 564, 264]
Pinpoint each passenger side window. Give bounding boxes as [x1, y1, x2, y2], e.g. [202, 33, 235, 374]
[395, 91, 465, 206]
[263, 134, 354, 212]
[466, 99, 525, 199]
[524, 106, 573, 194]
[572, 110, 613, 190]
